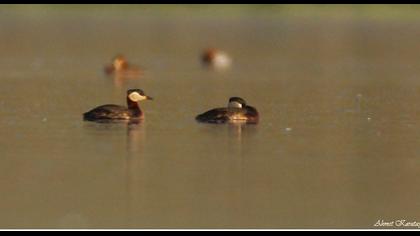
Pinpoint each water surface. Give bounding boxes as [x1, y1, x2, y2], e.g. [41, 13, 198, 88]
[0, 8, 420, 229]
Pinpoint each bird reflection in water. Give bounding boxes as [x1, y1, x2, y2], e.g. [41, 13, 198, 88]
[82, 120, 146, 227]
[124, 120, 146, 227]
[125, 120, 145, 154]
[227, 122, 257, 156]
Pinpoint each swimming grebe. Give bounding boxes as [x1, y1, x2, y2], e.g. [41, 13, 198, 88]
[104, 54, 143, 77]
[196, 97, 259, 124]
[201, 48, 232, 70]
[83, 89, 153, 122]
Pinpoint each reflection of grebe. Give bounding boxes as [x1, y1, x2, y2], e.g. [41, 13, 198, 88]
[83, 89, 153, 122]
[196, 97, 259, 124]
[201, 48, 232, 70]
[104, 55, 144, 77]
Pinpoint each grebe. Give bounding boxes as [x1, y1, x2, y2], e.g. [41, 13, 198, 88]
[83, 89, 153, 122]
[104, 54, 143, 77]
[196, 97, 259, 124]
[201, 48, 232, 70]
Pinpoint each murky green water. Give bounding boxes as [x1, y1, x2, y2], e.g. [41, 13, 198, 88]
[0, 7, 420, 229]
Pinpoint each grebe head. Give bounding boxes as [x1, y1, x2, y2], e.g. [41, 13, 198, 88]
[113, 54, 128, 71]
[228, 97, 247, 109]
[127, 89, 153, 102]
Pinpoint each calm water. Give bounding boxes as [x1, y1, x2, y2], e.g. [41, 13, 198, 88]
[1, 8, 420, 229]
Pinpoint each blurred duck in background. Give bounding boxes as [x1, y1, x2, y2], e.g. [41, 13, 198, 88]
[201, 48, 232, 70]
[104, 54, 144, 78]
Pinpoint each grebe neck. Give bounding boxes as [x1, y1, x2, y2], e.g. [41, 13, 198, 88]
[127, 98, 142, 114]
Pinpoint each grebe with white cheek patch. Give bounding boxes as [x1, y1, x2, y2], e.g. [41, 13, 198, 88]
[83, 89, 153, 122]
[196, 97, 259, 124]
